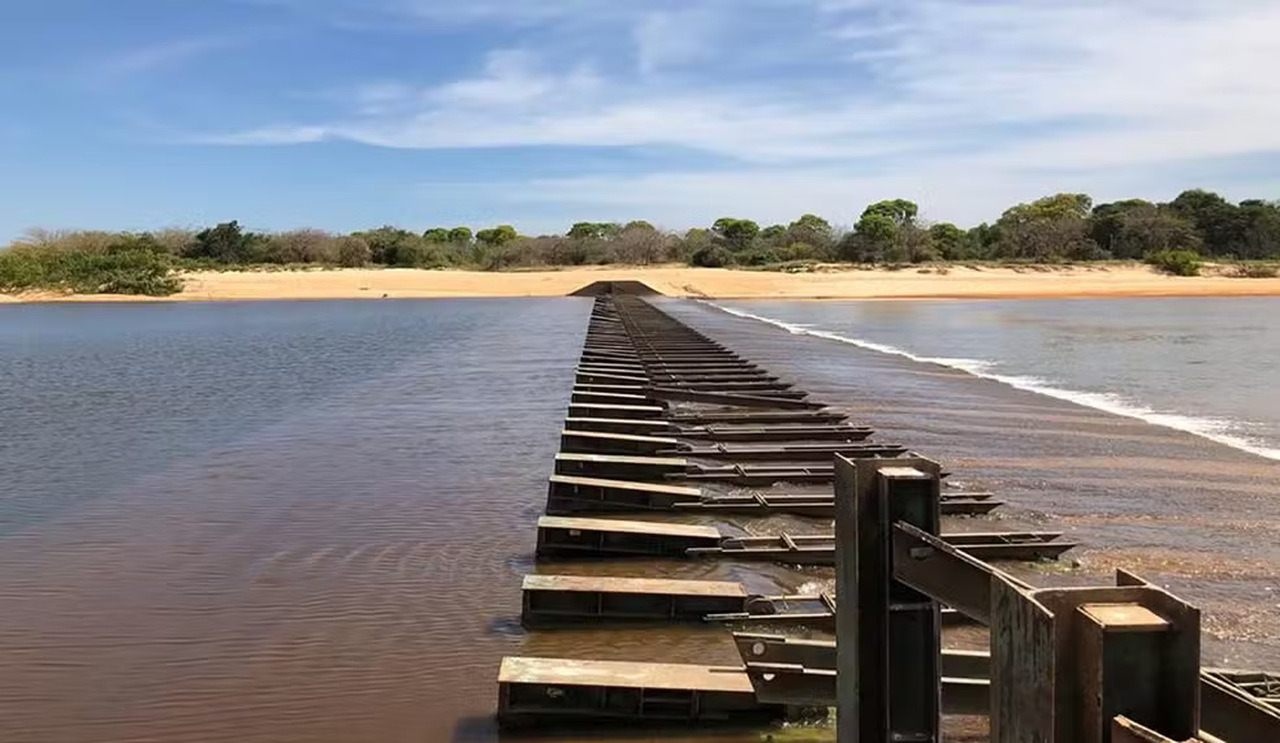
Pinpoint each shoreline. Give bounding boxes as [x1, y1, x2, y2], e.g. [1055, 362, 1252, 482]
[4, 264, 1280, 303]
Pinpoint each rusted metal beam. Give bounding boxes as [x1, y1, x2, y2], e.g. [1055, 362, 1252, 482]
[647, 385, 822, 410]
[892, 521, 1032, 624]
[668, 409, 847, 425]
[670, 441, 909, 462]
[732, 633, 988, 715]
[835, 456, 944, 743]
[1199, 670, 1280, 743]
[674, 424, 874, 442]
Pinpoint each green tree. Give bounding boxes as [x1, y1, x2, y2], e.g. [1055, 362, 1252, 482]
[787, 214, 834, 249]
[967, 223, 999, 258]
[356, 226, 421, 265]
[190, 221, 260, 263]
[624, 220, 656, 232]
[759, 225, 787, 247]
[448, 227, 474, 245]
[711, 218, 760, 251]
[861, 199, 919, 227]
[1239, 200, 1280, 260]
[567, 222, 622, 241]
[1089, 199, 1153, 253]
[994, 194, 1100, 260]
[423, 228, 452, 243]
[476, 225, 519, 246]
[927, 222, 971, 260]
[842, 199, 928, 263]
[1167, 189, 1246, 257]
[1108, 205, 1201, 259]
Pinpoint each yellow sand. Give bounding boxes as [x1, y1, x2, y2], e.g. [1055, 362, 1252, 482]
[4, 264, 1280, 302]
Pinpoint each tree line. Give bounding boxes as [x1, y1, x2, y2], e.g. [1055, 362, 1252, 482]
[2, 188, 1278, 295]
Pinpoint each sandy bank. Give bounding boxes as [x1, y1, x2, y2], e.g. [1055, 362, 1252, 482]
[5, 264, 1280, 303]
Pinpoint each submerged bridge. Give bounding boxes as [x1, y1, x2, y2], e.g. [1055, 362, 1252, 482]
[494, 291, 1280, 742]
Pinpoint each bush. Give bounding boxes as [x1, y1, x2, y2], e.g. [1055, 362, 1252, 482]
[334, 236, 372, 267]
[735, 247, 781, 266]
[689, 245, 733, 268]
[0, 248, 183, 296]
[1144, 249, 1202, 276]
[1223, 263, 1279, 278]
[256, 229, 340, 264]
[777, 242, 829, 262]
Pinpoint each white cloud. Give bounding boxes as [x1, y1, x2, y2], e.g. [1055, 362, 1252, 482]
[430, 49, 600, 107]
[203, 0, 1280, 225]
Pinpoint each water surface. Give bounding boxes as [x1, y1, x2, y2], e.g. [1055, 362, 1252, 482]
[716, 297, 1280, 459]
[1, 300, 585, 743]
[3, 296, 1277, 743]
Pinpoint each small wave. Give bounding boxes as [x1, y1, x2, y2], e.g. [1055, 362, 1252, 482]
[709, 302, 1280, 462]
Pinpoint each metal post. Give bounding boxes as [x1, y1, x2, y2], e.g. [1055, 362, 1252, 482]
[835, 455, 942, 743]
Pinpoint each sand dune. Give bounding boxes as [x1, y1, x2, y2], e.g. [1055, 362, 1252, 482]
[5, 263, 1280, 302]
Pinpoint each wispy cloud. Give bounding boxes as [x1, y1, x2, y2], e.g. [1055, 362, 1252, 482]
[97, 36, 243, 78]
[198, 0, 1280, 224]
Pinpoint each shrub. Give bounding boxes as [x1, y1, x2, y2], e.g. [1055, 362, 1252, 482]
[1223, 263, 1279, 278]
[385, 239, 446, 268]
[257, 229, 339, 264]
[734, 247, 781, 266]
[0, 248, 182, 296]
[1144, 249, 1202, 276]
[777, 242, 829, 262]
[689, 245, 733, 268]
[334, 236, 372, 267]
[188, 221, 261, 263]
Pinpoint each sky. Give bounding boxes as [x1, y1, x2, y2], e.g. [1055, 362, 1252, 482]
[2, 0, 1279, 241]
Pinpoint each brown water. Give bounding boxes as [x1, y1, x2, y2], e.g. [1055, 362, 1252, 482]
[2, 298, 1277, 743]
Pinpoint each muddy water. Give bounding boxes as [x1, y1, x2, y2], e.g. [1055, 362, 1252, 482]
[660, 299, 1280, 669]
[0, 300, 585, 743]
[2, 298, 1277, 743]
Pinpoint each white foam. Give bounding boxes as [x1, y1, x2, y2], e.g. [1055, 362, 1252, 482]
[708, 302, 1280, 462]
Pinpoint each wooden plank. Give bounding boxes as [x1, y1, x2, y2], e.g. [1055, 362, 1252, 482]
[537, 516, 718, 540]
[498, 657, 755, 693]
[523, 575, 746, 598]
[560, 429, 681, 455]
[549, 474, 701, 498]
[545, 474, 704, 514]
[554, 452, 688, 479]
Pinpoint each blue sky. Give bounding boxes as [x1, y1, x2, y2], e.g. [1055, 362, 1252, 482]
[2, 0, 1279, 241]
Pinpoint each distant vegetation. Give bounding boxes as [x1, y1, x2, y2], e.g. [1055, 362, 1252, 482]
[1145, 250, 1204, 277]
[3, 188, 1280, 296]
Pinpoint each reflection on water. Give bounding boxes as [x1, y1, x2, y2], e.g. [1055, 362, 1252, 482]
[1, 300, 590, 743]
[2, 297, 1278, 743]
